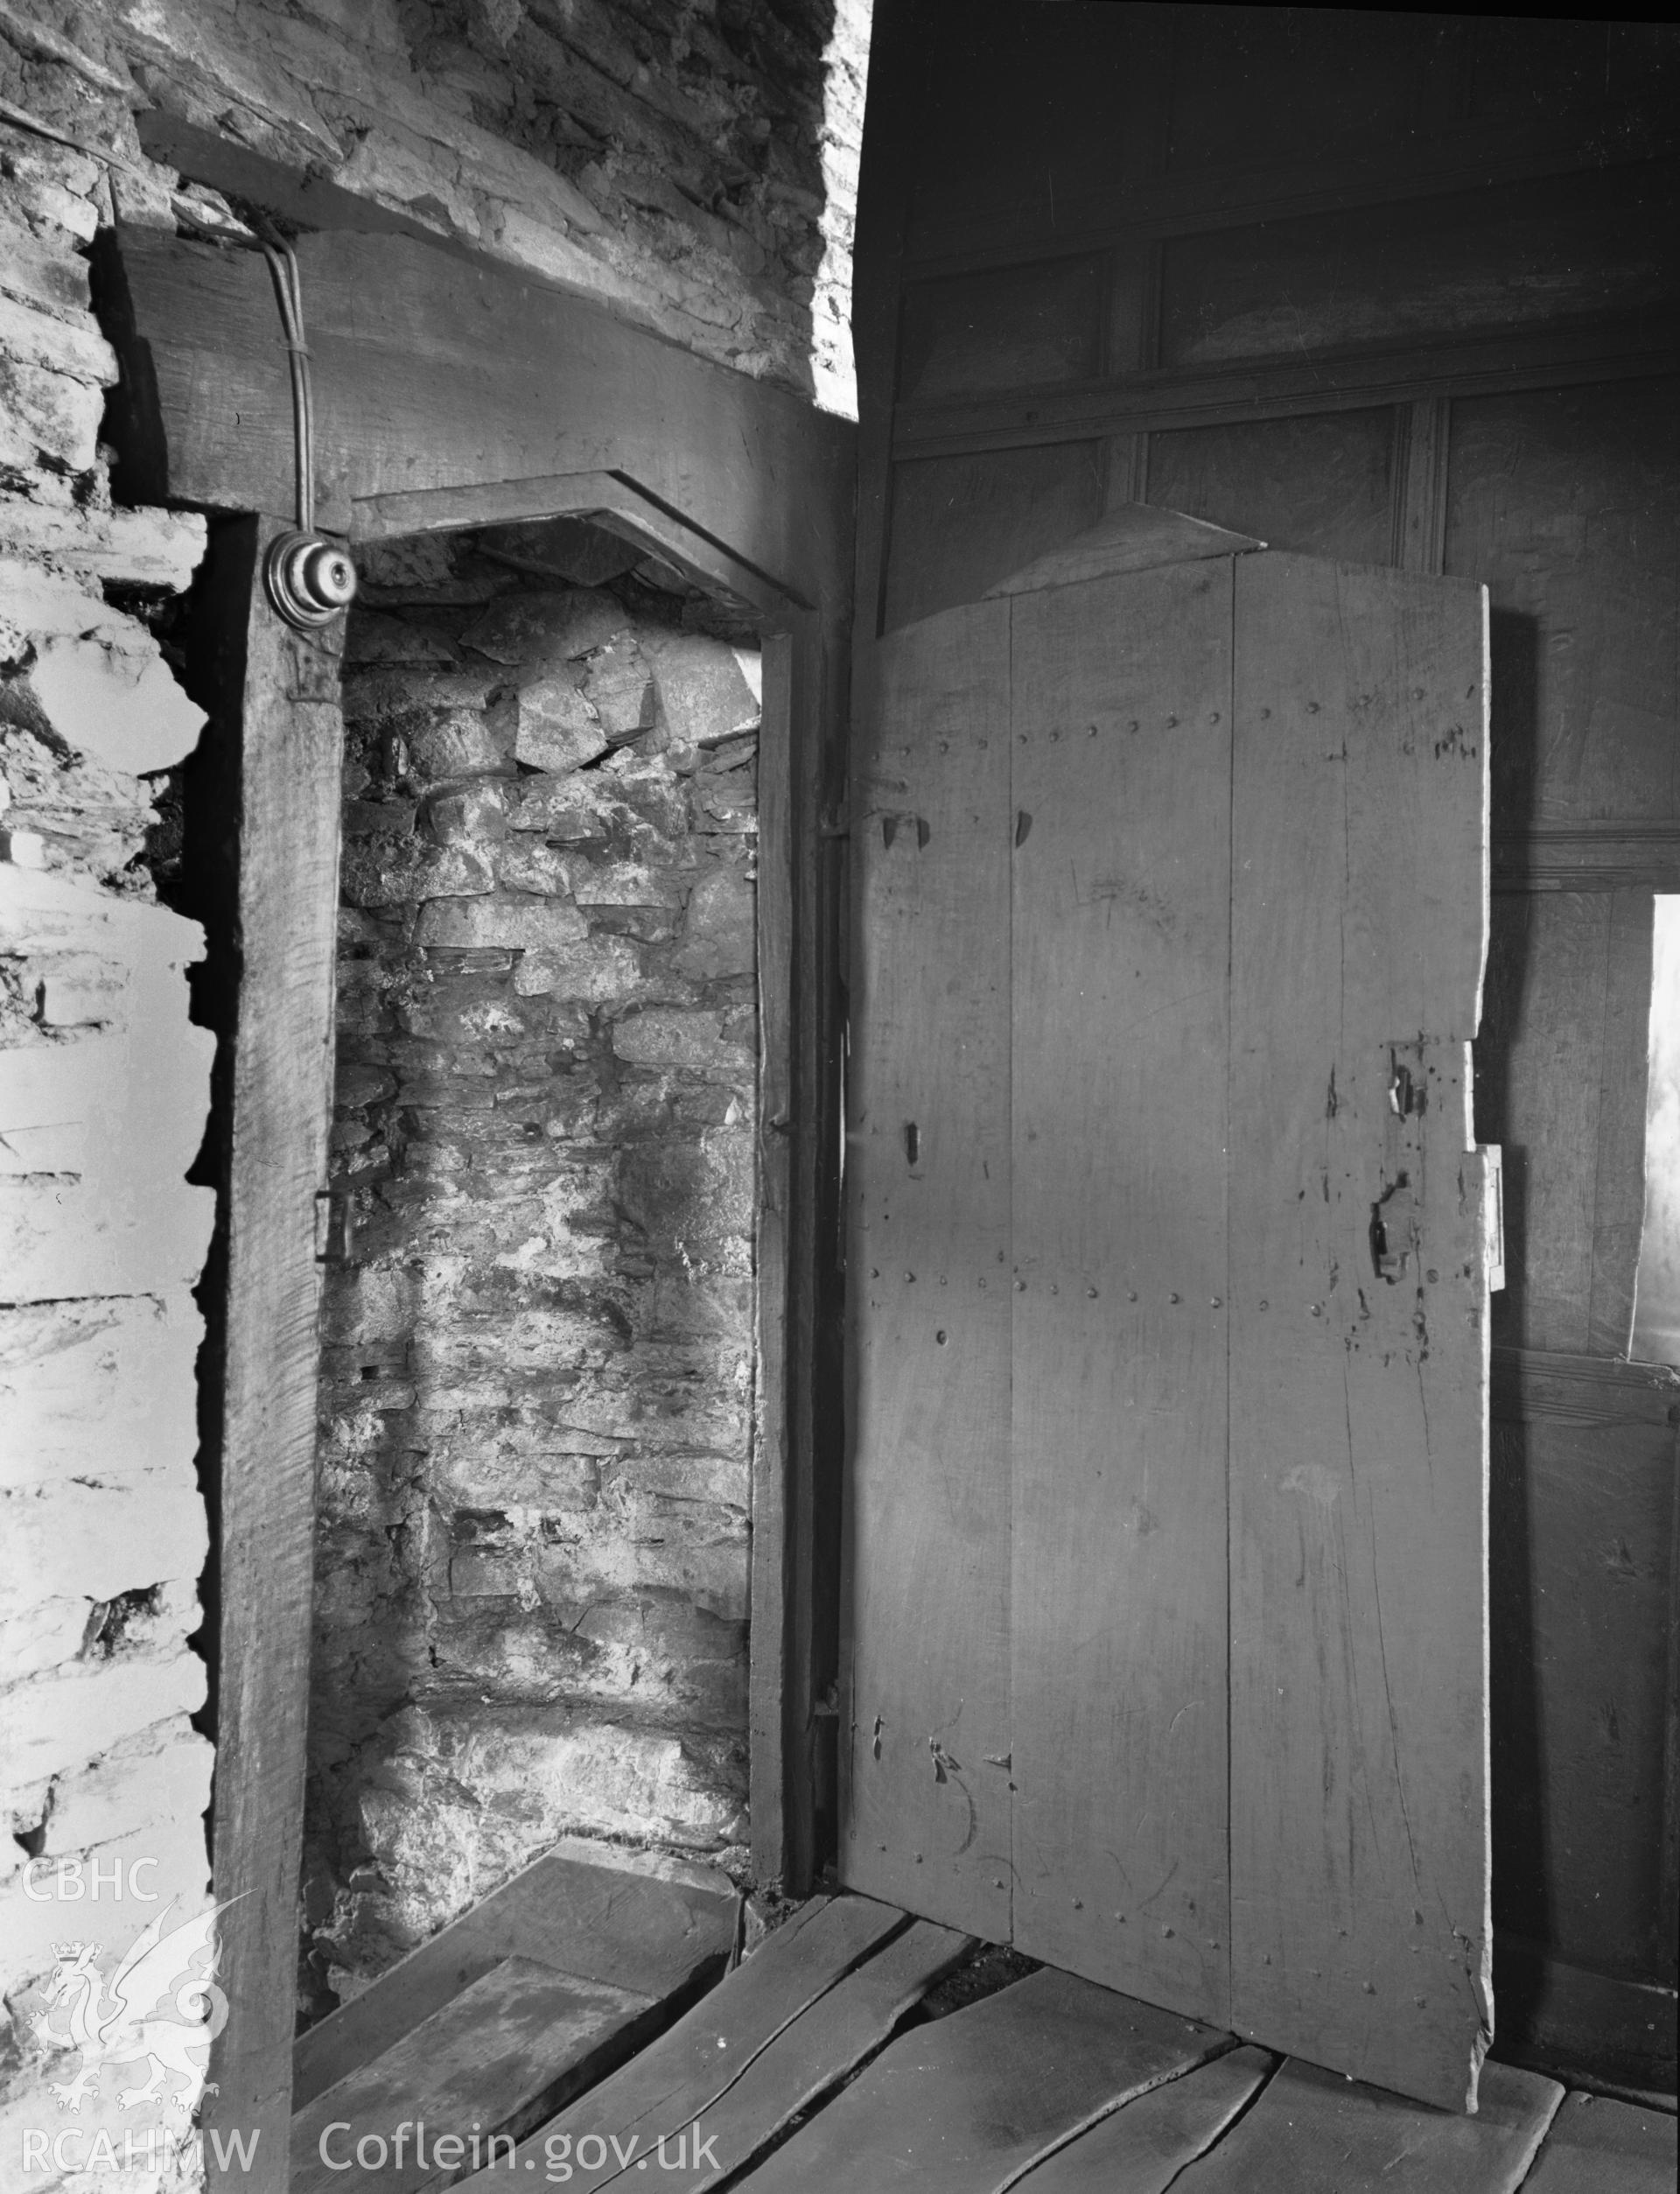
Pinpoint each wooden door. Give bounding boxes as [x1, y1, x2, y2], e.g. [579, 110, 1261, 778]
[842, 526, 1497, 2111]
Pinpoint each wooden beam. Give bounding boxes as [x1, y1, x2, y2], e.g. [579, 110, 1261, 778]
[891, 314, 1680, 461]
[903, 124, 1680, 276]
[203, 516, 345, 2194]
[108, 223, 854, 617]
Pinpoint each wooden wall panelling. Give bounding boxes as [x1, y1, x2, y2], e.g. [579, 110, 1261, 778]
[1162, 6, 1447, 177]
[892, 319, 1680, 462]
[896, 257, 1105, 405]
[1443, 377, 1680, 829]
[200, 517, 346, 2194]
[1105, 237, 1162, 379]
[902, 4, 1677, 277]
[1228, 555, 1493, 2110]
[1588, 892, 1659, 1356]
[882, 442, 1105, 632]
[841, 601, 1012, 1937]
[1155, 164, 1680, 374]
[1396, 397, 1452, 576]
[1480, 893, 1624, 1356]
[1008, 559, 1234, 2025]
[1489, 1357, 1680, 1989]
[906, 127, 1680, 282]
[1143, 409, 1397, 566]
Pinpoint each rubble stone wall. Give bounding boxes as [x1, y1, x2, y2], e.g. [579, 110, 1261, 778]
[304, 528, 764, 2007]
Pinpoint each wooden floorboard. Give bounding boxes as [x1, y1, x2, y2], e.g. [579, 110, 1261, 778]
[1521, 2090, 1677, 2192]
[642, 1917, 975, 2191]
[290, 1959, 658, 2194]
[454, 1894, 906, 2194]
[732, 1964, 1234, 2191]
[1166, 2057, 1562, 2192]
[1014, 2046, 1275, 2193]
[291, 1845, 738, 2107]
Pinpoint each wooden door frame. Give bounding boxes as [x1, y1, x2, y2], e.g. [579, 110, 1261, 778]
[108, 218, 853, 2193]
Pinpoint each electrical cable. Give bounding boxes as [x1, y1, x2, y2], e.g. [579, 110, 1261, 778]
[252, 223, 356, 627]
[259, 235, 313, 535]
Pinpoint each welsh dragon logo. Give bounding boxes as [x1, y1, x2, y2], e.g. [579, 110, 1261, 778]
[32, 1900, 235, 2117]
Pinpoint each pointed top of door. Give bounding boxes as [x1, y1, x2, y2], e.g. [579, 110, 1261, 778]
[984, 502, 1264, 598]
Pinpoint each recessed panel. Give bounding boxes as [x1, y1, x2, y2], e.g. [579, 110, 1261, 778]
[884, 444, 1105, 632]
[899, 259, 1104, 405]
[1146, 410, 1397, 568]
[1160, 167, 1680, 368]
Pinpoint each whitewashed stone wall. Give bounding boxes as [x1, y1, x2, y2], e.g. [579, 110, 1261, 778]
[1, 107, 214, 2194]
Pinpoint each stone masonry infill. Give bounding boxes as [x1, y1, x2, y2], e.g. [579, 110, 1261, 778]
[304, 527, 762, 2009]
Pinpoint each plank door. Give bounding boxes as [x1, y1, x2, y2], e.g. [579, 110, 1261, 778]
[841, 539, 1494, 2112]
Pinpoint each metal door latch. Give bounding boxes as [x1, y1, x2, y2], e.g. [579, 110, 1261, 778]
[314, 1188, 354, 1265]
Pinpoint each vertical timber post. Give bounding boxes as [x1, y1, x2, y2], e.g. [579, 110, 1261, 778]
[204, 515, 345, 2191]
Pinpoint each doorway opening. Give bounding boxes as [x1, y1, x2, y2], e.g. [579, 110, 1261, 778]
[301, 517, 770, 2020]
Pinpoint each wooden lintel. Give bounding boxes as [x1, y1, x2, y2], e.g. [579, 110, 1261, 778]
[108, 223, 854, 617]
